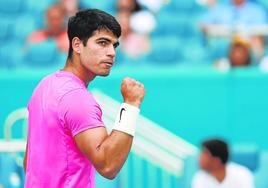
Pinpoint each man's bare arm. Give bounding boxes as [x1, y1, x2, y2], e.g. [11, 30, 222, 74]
[75, 77, 144, 179]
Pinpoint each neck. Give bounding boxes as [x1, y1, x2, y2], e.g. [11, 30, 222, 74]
[210, 164, 226, 183]
[63, 56, 96, 87]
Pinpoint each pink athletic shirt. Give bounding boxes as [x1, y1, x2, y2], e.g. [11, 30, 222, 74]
[25, 70, 104, 188]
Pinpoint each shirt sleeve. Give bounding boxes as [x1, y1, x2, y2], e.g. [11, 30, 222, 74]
[58, 88, 104, 137]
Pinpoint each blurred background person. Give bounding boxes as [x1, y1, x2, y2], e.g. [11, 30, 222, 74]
[192, 138, 255, 188]
[115, 0, 155, 63]
[116, 10, 151, 60]
[199, 0, 267, 33]
[198, 0, 268, 67]
[27, 4, 69, 53]
[214, 36, 252, 69]
[60, 0, 79, 18]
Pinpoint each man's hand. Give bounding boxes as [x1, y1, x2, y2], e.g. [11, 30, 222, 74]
[121, 77, 145, 108]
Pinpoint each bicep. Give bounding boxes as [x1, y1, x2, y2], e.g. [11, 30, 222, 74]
[74, 126, 108, 163]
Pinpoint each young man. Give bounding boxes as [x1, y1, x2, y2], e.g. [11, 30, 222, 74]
[192, 139, 255, 188]
[24, 9, 145, 188]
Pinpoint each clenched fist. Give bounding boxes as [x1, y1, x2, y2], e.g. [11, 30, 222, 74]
[121, 77, 145, 108]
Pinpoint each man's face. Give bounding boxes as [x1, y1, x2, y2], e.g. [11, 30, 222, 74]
[46, 6, 65, 35]
[199, 148, 213, 171]
[229, 44, 250, 66]
[79, 29, 119, 77]
[232, 0, 245, 6]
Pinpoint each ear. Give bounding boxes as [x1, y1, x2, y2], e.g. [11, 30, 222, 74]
[72, 37, 82, 54]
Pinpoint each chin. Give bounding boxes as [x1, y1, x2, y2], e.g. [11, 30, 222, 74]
[99, 71, 110, 77]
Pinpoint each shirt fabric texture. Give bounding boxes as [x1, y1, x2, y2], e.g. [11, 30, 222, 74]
[25, 70, 104, 188]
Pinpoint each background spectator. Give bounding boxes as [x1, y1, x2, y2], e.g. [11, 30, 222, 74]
[27, 4, 69, 53]
[192, 138, 255, 188]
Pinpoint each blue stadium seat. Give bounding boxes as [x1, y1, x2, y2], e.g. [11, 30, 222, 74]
[207, 38, 231, 60]
[23, 40, 59, 67]
[231, 144, 260, 172]
[0, 0, 23, 15]
[182, 41, 209, 64]
[12, 14, 37, 44]
[80, 0, 115, 15]
[0, 42, 23, 69]
[256, 0, 268, 11]
[23, 0, 56, 24]
[152, 13, 198, 37]
[146, 36, 182, 64]
[0, 19, 12, 42]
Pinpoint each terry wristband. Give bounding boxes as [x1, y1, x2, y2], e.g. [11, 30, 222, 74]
[112, 103, 140, 137]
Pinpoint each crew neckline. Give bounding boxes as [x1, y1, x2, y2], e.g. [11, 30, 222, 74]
[56, 70, 86, 88]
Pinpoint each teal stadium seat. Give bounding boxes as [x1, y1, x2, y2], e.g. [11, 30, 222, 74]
[23, 0, 56, 27]
[147, 36, 182, 64]
[12, 14, 37, 44]
[256, 0, 268, 11]
[161, 0, 195, 12]
[153, 13, 196, 37]
[80, 0, 115, 15]
[24, 40, 59, 67]
[0, 42, 23, 68]
[231, 144, 260, 172]
[0, 0, 23, 15]
[182, 40, 209, 64]
[0, 19, 12, 42]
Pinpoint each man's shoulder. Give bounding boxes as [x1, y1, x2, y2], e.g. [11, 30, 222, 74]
[192, 170, 216, 188]
[227, 162, 254, 178]
[39, 71, 87, 97]
[193, 169, 213, 182]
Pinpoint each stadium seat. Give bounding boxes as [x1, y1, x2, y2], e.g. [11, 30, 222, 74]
[80, 0, 115, 15]
[256, 0, 268, 11]
[0, 42, 23, 69]
[23, 0, 55, 24]
[0, 0, 23, 15]
[12, 14, 37, 44]
[182, 41, 209, 64]
[146, 36, 182, 64]
[23, 40, 59, 67]
[152, 12, 198, 38]
[231, 144, 260, 172]
[0, 19, 12, 42]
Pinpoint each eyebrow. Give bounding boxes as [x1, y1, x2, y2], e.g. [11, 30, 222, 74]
[96, 37, 120, 48]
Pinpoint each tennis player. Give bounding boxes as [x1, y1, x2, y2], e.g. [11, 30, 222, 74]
[24, 9, 145, 188]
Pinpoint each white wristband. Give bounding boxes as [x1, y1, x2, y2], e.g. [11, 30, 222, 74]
[112, 103, 140, 137]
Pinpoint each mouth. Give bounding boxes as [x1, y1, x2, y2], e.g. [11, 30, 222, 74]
[103, 61, 114, 68]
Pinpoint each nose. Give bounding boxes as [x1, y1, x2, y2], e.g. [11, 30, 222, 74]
[107, 44, 116, 58]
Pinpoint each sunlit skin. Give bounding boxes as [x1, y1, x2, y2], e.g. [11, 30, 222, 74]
[232, 0, 245, 6]
[46, 5, 65, 36]
[229, 44, 250, 66]
[199, 148, 226, 182]
[64, 29, 119, 86]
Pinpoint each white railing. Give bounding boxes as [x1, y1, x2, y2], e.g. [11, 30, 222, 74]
[92, 89, 197, 176]
[0, 90, 197, 177]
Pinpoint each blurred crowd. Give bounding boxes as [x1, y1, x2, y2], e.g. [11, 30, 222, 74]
[1, 0, 268, 70]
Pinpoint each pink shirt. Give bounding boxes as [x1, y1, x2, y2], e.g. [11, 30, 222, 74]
[25, 71, 104, 188]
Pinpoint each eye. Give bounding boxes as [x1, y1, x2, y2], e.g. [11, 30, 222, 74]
[98, 40, 108, 46]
